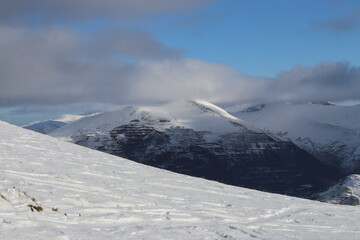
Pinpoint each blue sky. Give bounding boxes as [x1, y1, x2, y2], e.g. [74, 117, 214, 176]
[69, 0, 360, 76]
[152, 0, 360, 76]
[87, 0, 360, 76]
[1, 0, 360, 125]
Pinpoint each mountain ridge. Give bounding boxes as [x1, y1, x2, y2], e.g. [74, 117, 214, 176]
[51, 100, 344, 198]
[232, 102, 360, 173]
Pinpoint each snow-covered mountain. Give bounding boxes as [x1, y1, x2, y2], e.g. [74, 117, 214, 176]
[233, 102, 360, 174]
[23, 114, 98, 134]
[1, 120, 360, 239]
[51, 100, 343, 198]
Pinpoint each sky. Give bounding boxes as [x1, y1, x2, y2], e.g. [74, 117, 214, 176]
[1, 0, 360, 125]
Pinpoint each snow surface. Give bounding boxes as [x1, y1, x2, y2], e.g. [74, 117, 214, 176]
[233, 102, 360, 172]
[1, 120, 360, 239]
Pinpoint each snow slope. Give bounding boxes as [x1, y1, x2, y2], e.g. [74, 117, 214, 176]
[1, 121, 360, 239]
[233, 102, 360, 173]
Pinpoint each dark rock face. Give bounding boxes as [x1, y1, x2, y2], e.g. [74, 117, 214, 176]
[75, 122, 344, 198]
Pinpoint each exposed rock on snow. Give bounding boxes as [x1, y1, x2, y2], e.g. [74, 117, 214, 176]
[241, 103, 266, 113]
[315, 174, 360, 206]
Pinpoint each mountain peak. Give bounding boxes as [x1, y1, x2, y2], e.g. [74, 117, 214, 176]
[189, 99, 240, 121]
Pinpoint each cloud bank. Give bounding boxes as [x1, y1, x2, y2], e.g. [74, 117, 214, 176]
[0, 0, 359, 108]
[0, 24, 359, 106]
[269, 62, 360, 103]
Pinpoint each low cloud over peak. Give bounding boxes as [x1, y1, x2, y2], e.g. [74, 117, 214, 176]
[270, 62, 360, 103]
[0, 25, 359, 107]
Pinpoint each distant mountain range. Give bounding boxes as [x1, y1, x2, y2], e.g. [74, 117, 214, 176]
[231, 101, 360, 204]
[23, 113, 98, 134]
[22, 100, 360, 204]
[48, 100, 344, 199]
[232, 102, 360, 174]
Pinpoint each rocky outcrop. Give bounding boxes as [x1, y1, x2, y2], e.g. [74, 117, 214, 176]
[75, 121, 343, 198]
[314, 174, 360, 206]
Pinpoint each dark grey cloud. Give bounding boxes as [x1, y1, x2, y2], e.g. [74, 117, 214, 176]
[0, 26, 184, 106]
[269, 62, 360, 103]
[89, 29, 183, 60]
[316, 9, 360, 32]
[0, 0, 214, 23]
[0, 0, 214, 107]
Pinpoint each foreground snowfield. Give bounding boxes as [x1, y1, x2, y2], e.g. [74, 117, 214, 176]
[1, 121, 360, 240]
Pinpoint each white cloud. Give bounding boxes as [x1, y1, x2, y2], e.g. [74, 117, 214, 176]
[0, 25, 359, 106]
[0, 26, 183, 105]
[126, 59, 266, 103]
